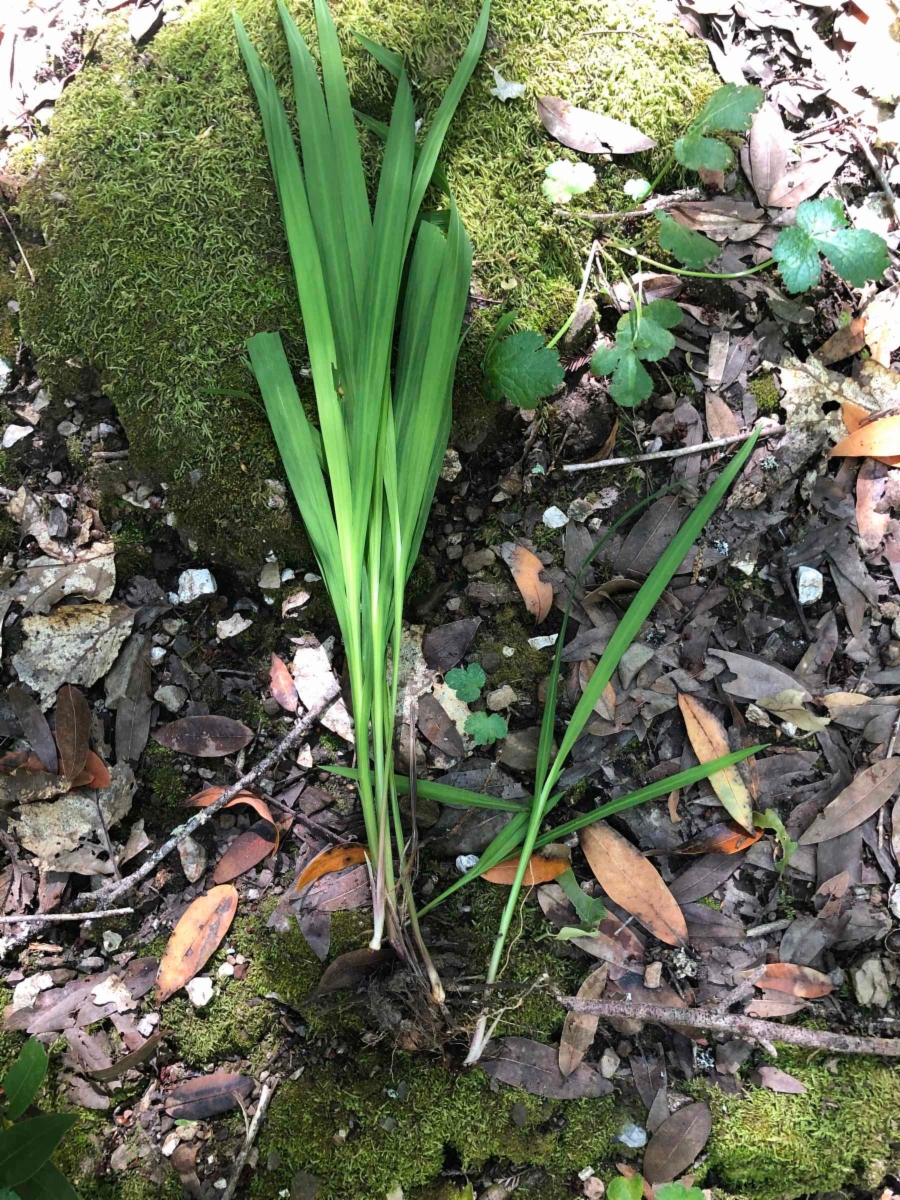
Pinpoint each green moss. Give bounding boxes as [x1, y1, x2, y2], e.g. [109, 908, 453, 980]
[749, 372, 781, 414]
[139, 741, 189, 831]
[0, 262, 18, 363]
[251, 1049, 620, 1200]
[476, 605, 551, 694]
[692, 1048, 900, 1200]
[15, 0, 715, 566]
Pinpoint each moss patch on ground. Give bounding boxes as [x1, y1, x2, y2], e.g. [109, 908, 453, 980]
[15, 0, 715, 566]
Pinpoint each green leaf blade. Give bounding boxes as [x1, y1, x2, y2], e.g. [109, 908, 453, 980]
[656, 212, 721, 269]
[772, 225, 822, 293]
[465, 712, 507, 746]
[817, 228, 890, 288]
[694, 83, 764, 132]
[674, 130, 731, 171]
[445, 663, 485, 702]
[610, 349, 653, 407]
[0, 1115, 78, 1188]
[2, 1040, 48, 1121]
[484, 331, 564, 408]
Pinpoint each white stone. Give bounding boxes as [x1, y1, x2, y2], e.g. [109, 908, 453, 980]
[528, 633, 558, 650]
[175, 568, 217, 604]
[258, 559, 281, 590]
[2, 424, 33, 448]
[489, 68, 526, 101]
[218, 962, 235, 978]
[154, 684, 187, 713]
[12, 973, 55, 1012]
[150, 647, 167, 665]
[851, 956, 891, 1007]
[890, 882, 900, 920]
[455, 854, 479, 873]
[161, 1132, 181, 1158]
[137, 1013, 159, 1037]
[599, 1048, 620, 1078]
[217, 613, 252, 639]
[501, 645, 515, 658]
[796, 566, 824, 606]
[185, 976, 214, 1007]
[542, 505, 569, 529]
[486, 685, 517, 711]
[102, 930, 123, 953]
[440, 449, 461, 482]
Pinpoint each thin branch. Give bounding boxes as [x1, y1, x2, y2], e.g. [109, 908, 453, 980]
[0, 688, 339, 957]
[849, 124, 900, 227]
[0, 206, 34, 283]
[0, 907, 133, 925]
[221, 1078, 278, 1200]
[557, 995, 900, 1057]
[563, 424, 783, 473]
[710, 965, 766, 1015]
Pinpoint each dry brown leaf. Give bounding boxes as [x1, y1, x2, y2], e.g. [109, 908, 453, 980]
[55, 684, 91, 783]
[185, 786, 275, 831]
[643, 1102, 712, 1183]
[294, 844, 369, 894]
[815, 317, 866, 365]
[667, 789, 681, 825]
[269, 653, 298, 713]
[748, 962, 833, 998]
[799, 758, 900, 844]
[831, 413, 900, 459]
[580, 822, 687, 946]
[483, 844, 572, 885]
[856, 459, 890, 551]
[71, 750, 112, 790]
[8, 686, 58, 774]
[675, 821, 761, 855]
[863, 283, 900, 367]
[156, 885, 238, 1002]
[536, 96, 655, 154]
[748, 101, 790, 206]
[841, 400, 900, 467]
[767, 150, 844, 207]
[212, 819, 278, 884]
[559, 964, 608, 1077]
[705, 393, 739, 439]
[755, 1065, 808, 1094]
[500, 543, 553, 624]
[677, 695, 754, 831]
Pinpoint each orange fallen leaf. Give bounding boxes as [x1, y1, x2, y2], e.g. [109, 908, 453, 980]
[500, 543, 553, 624]
[294, 843, 369, 893]
[212, 820, 278, 884]
[705, 393, 739, 439]
[678, 695, 754, 832]
[156, 884, 238, 1002]
[71, 750, 112, 790]
[269, 653, 299, 714]
[186, 785, 276, 833]
[815, 317, 866, 365]
[580, 822, 687, 946]
[667, 788, 681, 825]
[580, 661, 616, 721]
[483, 845, 571, 885]
[559, 964, 608, 1077]
[675, 821, 761, 856]
[832, 412, 900, 462]
[746, 962, 833, 998]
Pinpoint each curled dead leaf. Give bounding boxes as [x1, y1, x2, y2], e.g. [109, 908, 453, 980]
[499, 543, 553, 624]
[678, 694, 754, 831]
[294, 844, 369, 894]
[559, 964, 608, 1078]
[156, 885, 238, 1002]
[483, 845, 572, 885]
[747, 961, 833, 998]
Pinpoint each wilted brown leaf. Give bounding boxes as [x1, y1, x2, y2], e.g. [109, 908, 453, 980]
[269, 653, 298, 713]
[799, 759, 900, 844]
[212, 819, 278, 884]
[816, 317, 866, 365]
[559, 965, 608, 1078]
[767, 150, 844, 207]
[536, 96, 655, 154]
[185, 785, 275, 829]
[580, 822, 687, 946]
[482, 1036, 612, 1099]
[642, 1102, 712, 1183]
[748, 102, 790, 206]
[422, 618, 481, 672]
[614, 497, 683, 577]
[294, 844, 369, 894]
[72, 750, 112, 790]
[675, 822, 761, 856]
[483, 845, 571, 885]
[164, 1072, 253, 1120]
[8, 685, 58, 774]
[89, 1032, 163, 1082]
[56, 684, 91, 783]
[856, 459, 890, 552]
[755, 1065, 807, 1094]
[708, 650, 810, 702]
[863, 283, 900, 367]
[156, 885, 238, 1002]
[417, 694, 466, 758]
[499, 543, 553, 623]
[678, 695, 754, 831]
[748, 962, 833, 998]
[316, 947, 390, 995]
[670, 852, 746, 904]
[154, 715, 253, 758]
[705, 393, 739, 439]
[831, 413, 900, 459]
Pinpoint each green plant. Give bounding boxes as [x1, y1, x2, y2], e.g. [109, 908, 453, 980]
[590, 299, 682, 408]
[0, 1039, 79, 1198]
[445, 663, 487, 702]
[464, 711, 507, 746]
[235, 0, 489, 970]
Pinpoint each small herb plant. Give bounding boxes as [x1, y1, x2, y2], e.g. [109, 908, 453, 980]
[0, 1039, 80, 1199]
[464, 710, 508, 746]
[445, 662, 486, 702]
[483, 82, 890, 412]
[446, 663, 508, 747]
[609, 1179, 703, 1200]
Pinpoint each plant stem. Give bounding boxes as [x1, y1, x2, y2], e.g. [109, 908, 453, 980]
[563, 423, 782, 472]
[608, 239, 775, 280]
[546, 239, 599, 350]
[646, 152, 674, 200]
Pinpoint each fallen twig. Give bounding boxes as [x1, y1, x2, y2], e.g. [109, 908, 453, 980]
[0, 907, 134, 925]
[563, 423, 783, 473]
[0, 688, 339, 956]
[849, 124, 900, 227]
[221, 1078, 278, 1200]
[710, 965, 766, 1015]
[557, 995, 900, 1056]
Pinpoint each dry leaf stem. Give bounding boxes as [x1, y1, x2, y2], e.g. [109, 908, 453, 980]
[221, 1078, 279, 1200]
[0, 688, 339, 956]
[563, 424, 783, 473]
[848, 124, 900, 227]
[558, 995, 900, 1057]
[0, 907, 134, 924]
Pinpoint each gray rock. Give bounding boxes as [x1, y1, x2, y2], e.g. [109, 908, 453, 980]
[462, 547, 496, 573]
[852, 956, 891, 1007]
[498, 726, 543, 772]
[258, 559, 281, 590]
[486, 684, 517, 711]
[558, 299, 597, 358]
[154, 684, 187, 713]
[173, 568, 217, 604]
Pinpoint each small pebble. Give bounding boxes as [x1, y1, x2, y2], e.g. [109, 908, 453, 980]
[102, 931, 123, 953]
[502, 645, 515, 658]
[796, 565, 823, 606]
[456, 854, 479, 873]
[2, 424, 33, 448]
[616, 1123, 647, 1149]
[185, 976, 214, 1008]
[172, 568, 217, 604]
[528, 634, 558, 650]
[643, 961, 663, 989]
[258, 559, 281, 590]
[542, 505, 569, 528]
[217, 613, 253, 639]
[218, 963, 235, 979]
[154, 684, 187, 713]
[599, 1048, 620, 1078]
[486, 685, 517, 711]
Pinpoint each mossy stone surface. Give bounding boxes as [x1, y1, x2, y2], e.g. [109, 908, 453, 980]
[16, 0, 715, 567]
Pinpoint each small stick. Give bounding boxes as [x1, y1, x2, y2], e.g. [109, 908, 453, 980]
[0, 688, 338, 956]
[0, 907, 133, 925]
[849, 124, 900, 227]
[886, 706, 900, 759]
[557, 995, 900, 1057]
[710, 965, 766, 1014]
[563, 425, 783, 473]
[221, 1078, 278, 1200]
[0, 207, 34, 283]
[745, 917, 792, 938]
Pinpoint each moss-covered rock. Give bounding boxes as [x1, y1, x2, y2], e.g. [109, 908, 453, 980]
[15, 0, 715, 566]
